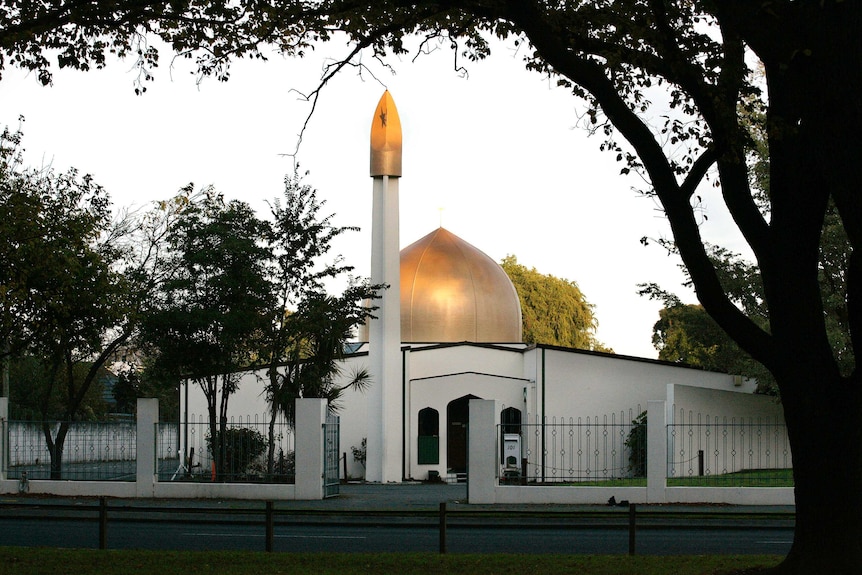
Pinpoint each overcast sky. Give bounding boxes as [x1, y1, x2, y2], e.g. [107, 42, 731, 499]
[0, 38, 750, 359]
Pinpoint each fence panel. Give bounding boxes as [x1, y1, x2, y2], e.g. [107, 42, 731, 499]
[510, 408, 643, 484]
[162, 415, 294, 483]
[4, 420, 137, 481]
[668, 408, 793, 486]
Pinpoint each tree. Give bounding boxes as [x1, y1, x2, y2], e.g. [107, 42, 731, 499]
[2, 123, 185, 476]
[1, 125, 134, 478]
[262, 172, 378, 474]
[140, 190, 274, 480]
[501, 255, 610, 351]
[650, 302, 778, 394]
[7, 356, 110, 421]
[2, 2, 860, 571]
[641, 89, 852, 396]
[111, 361, 180, 420]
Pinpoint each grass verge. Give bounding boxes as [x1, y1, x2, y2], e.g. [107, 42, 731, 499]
[0, 548, 782, 575]
[537, 469, 793, 488]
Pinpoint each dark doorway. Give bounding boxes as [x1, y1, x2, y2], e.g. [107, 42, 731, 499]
[417, 407, 440, 465]
[447, 394, 480, 474]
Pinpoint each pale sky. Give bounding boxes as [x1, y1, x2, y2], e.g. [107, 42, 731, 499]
[0, 38, 748, 359]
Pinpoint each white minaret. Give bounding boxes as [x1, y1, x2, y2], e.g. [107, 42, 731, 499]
[366, 91, 403, 482]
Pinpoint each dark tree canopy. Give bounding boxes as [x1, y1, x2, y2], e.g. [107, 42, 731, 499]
[2, 2, 860, 572]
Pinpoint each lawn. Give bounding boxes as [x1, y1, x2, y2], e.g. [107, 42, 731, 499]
[0, 548, 782, 575]
[668, 469, 793, 488]
[527, 468, 793, 488]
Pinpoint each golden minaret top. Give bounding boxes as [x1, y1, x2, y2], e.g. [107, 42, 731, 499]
[370, 90, 402, 177]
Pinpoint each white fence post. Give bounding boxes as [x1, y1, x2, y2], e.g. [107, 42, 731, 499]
[295, 398, 327, 500]
[468, 399, 500, 504]
[647, 399, 667, 503]
[0, 397, 7, 481]
[136, 398, 159, 498]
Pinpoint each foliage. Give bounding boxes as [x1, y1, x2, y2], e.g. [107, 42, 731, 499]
[640, 103, 852, 395]
[111, 362, 180, 421]
[3, 2, 861, 570]
[7, 356, 108, 421]
[625, 411, 647, 478]
[0, 123, 135, 477]
[648, 302, 776, 395]
[261, 172, 379, 474]
[205, 427, 268, 479]
[141, 189, 273, 383]
[139, 189, 274, 479]
[500, 255, 610, 352]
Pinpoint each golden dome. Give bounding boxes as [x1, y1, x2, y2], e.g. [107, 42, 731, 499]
[400, 227, 522, 343]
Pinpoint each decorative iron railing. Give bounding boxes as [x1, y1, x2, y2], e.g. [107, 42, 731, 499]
[3, 420, 139, 481]
[161, 415, 294, 483]
[505, 408, 643, 484]
[668, 409, 792, 486]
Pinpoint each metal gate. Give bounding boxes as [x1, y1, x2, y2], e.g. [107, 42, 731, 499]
[323, 413, 340, 498]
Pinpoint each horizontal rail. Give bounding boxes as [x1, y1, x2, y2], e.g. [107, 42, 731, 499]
[0, 497, 796, 555]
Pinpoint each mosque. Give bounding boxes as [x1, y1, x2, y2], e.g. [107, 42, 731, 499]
[180, 92, 784, 483]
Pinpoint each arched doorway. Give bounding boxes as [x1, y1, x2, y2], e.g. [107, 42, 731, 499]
[447, 394, 480, 474]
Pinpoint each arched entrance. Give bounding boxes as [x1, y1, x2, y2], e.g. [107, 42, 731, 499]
[447, 394, 480, 474]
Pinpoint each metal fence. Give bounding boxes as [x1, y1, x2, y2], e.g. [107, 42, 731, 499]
[509, 408, 643, 484]
[323, 413, 340, 498]
[3, 420, 137, 481]
[668, 409, 792, 486]
[161, 415, 295, 483]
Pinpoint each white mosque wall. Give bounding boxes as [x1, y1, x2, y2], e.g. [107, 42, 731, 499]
[407, 344, 527, 381]
[181, 371, 271, 424]
[670, 384, 784, 423]
[333, 355, 372, 480]
[535, 347, 755, 421]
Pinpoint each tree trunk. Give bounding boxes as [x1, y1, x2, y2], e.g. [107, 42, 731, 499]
[771, 367, 862, 574]
[43, 420, 70, 480]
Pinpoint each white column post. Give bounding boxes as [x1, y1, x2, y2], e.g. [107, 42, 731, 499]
[136, 398, 159, 497]
[295, 398, 327, 500]
[647, 399, 667, 503]
[468, 399, 500, 504]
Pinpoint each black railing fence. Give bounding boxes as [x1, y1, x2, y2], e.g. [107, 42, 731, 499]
[668, 408, 792, 486]
[163, 415, 294, 483]
[3, 420, 140, 481]
[510, 408, 643, 484]
[500, 407, 792, 487]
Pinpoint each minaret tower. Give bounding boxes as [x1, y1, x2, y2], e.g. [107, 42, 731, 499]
[366, 91, 403, 482]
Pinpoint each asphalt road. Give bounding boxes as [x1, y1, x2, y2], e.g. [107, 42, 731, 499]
[0, 515, 793, 555]
[0, 483, 795, 555]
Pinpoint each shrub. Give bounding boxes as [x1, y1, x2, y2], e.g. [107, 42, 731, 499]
[625, 411, 647, 477]
[207, 427, 268, 479]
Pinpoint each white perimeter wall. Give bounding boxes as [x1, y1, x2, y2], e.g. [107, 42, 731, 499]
[536, 348, 755, 420]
